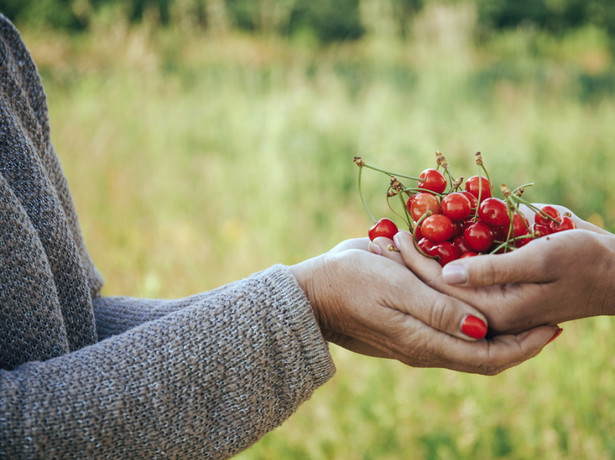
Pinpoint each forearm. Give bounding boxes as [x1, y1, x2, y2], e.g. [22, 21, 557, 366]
[1, 265, 335, 459]
[92, 283, 238, 339]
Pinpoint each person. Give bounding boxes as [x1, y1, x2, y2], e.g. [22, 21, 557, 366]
[368, 205, 615, 337]
[0, 14, 560, 458]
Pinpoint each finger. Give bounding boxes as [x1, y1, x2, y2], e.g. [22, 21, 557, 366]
[432, 324, 560, 375]
[383, 263, 489, 341]
[368, 236, 404, 264]
[393, 230, 445, 282]
[462, 324, 561, 375]
[382, 313, 560, 374]
[331, 237, 369, 253]
[439, 244, 552, 287]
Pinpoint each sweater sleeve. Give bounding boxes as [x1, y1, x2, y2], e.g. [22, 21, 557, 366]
[0, 264, 336, 459]
[92, 279, 242, 340]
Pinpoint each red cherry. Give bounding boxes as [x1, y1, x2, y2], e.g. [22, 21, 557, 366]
[550, 215, 576, 232]
[459, 251, 478, 259]
[460, 191, 479, 210]
[512, 213, 531, 247]
[463, 221, 494, 252]
[418, 237, 435, 254]
[430, 242, 460, 266]
[368, 218, 398, 241]
[442, 192, 472, 222]
[413, 224, 424, 241]
[409, 192, 441, 221]
[450, 221, 465, 239]
[420, 214, 454, 243]
[478, 197, 510, 227]
[532, 223, 551, 238]
[418, 168, 447, 194]
[490, 225, 509, 243]
[535, 205, 559, 226]
[465, 175, 492, 202]
[452, 235, 472, 254]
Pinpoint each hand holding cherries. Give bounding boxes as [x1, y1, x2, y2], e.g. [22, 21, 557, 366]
[356, 152, 577, 266]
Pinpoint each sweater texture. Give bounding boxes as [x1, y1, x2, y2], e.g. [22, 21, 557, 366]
[0, 14, 335, 459]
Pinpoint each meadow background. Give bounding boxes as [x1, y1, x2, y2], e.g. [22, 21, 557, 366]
[5, 0, 615, 458]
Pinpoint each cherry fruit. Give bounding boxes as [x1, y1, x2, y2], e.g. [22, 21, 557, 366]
[368, 218, 398, 241]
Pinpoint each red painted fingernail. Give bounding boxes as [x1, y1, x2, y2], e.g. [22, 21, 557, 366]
[546, 327, 563, 345]
[461, 315, 487, 340]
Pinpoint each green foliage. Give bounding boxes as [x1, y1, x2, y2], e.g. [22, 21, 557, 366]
[477, 0, 615, 37]
[4, 0, 615, 46]
[0, 0, 87, 30]
[288, 0, 365, 42]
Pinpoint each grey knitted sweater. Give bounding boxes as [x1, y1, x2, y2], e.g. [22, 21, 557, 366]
[0, 14, 335, 459]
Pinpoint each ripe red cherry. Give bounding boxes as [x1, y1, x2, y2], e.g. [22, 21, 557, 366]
[532, 223, 551, 238]
[463, 221, 494, 252]
[550, 215, 576, 232]
[459, 251, 478, 259]
[512, 213, 531, 247]
[478, 197, 510, 227]
[490, 225, 509, 243]
[413, 224, 424, 241]
[450, 221, 464, 239]
[465, 175, 492, 202]
[368, 218, 398, 241]
[442, 192, 472, 222]
[418, 168, 447, 194]
[452, 235, 473, 254]
[420, 214, 454, 243]
[418, 237, 435, 254]
[460, 191, 478, 210]
[535, 205, 559, 226]
[409, 192, 441, 221]
[429, 242, 460, 266]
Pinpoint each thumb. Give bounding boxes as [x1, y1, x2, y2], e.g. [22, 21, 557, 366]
[441, 249, 550, 287]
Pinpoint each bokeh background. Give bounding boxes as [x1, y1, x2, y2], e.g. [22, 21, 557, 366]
[3, 0, 615, 458]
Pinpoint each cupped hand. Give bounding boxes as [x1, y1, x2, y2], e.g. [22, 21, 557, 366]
[376, 212, 615, 335]
[440, 228, 615, 331]
[290, 237, 559, 375]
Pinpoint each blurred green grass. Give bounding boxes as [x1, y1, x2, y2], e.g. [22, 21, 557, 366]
[22, 5, 615, 458]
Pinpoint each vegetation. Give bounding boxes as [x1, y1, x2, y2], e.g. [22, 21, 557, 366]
[10, 1, 615, 458]
[3, 0, 615, 49]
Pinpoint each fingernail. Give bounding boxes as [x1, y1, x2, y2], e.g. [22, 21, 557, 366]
[442, 264, 467, 284]
[393, 232, 401, 247]
[461, 315, 487, 340]
[368, 242, 382, 255]
[546, 327, 563, 345]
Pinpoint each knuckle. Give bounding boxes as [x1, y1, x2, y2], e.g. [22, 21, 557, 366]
[428, 298, 450, 332]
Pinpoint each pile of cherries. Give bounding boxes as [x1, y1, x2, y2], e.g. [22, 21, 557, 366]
[355, 152, 576, 266]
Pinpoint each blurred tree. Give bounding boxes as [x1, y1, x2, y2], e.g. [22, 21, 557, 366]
[288, 0, 365, 42]
[0, 0, 87, 30]
[0, 0, 613, 46]
[477, 0, 615, 36]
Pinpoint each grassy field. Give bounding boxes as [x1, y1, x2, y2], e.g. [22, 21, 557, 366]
[20, 4, 615, 458]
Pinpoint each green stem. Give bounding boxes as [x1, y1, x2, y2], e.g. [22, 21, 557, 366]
[357, 166, 376, 223]
[361, 162, 421, 182]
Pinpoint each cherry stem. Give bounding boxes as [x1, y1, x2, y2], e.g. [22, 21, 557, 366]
[508, 193, 559, 223]
[359, 161, 421, 182]
[357, 164, 376, 223]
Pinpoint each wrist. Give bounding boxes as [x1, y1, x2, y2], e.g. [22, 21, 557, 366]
[289, 256, 325, 331]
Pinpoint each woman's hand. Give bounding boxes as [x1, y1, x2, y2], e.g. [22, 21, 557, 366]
[373, 209, 615, 335]
[439, 228, 615, 331]
[290, 238, 559, 375]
